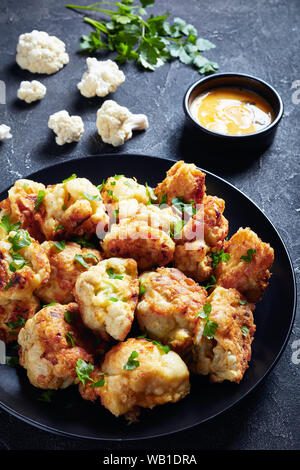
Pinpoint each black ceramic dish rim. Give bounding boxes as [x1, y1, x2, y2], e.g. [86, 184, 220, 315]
[183, 72, 284, 139]
[0, 154, 296, 442]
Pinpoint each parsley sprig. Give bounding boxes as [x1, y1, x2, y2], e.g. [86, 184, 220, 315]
[75, 358, 106, 389]
[240, 248, 256, 264]
[123, 350, 139, 370]
[197, 302, 218, 339]
[66, 0, 218, 74]
[211, 249, 230, 268]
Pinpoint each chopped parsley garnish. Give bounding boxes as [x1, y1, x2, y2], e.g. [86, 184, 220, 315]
[9, 252, 29, 272]
[202, 275, 217, 290]
[110, 181, 116, 186]
[0, 215, 21, 234]
[51, 240, 66, 251]
[197, 302, 218, 339]
[67, 1, 218, 75]
[72, 236, 97, 249]
[64, 310, 77, 324]
[172, 197, 196, 218]
[241, 326, 249, 336]
[65, 332, 76, 347]
[4, 277, 13, 291]
[171, 219, 185, 238]
[89, 377, 105, 388]
[159, 193, 168, 206]
[75, 358, 95, 389]
[138, 333, 170, 354]
[145, 182, 157, 204]
[83, 192, 102, 202]
[62, 174, 77, 183]
[113, 209, 119, 221]
[107, 190, 119, 201]
[5, 315, 26, 331]
[139, 281, 146, 296]
[42, 302, 57, 308]
[97, 179, 107, 192]
[8, 229, 31, 252]
[108, 297, 119, 302]
[123, 350, 139, 370]
[211, 249, 230, 268]
[34, 190, 45, 211]
[106, 267, 123, 280]
[74, 253, 99, 268]
[240, 249, 257, 263]
[237, 299, 247, 305]
[113, 174, 124, 180]
[55, 225, 64, 232]
[62, 203, 67, 211]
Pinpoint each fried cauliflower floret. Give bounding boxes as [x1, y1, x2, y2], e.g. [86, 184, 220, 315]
[39, 177, 109, 240]
[0, 179, 47, 241]
[137, 268, 207, 353]
[102, 220, 175, 270]
[77, 58, 125, 98]
[0, 296, 39, 343]
[48, 110, 84, 145]
[79, 338, 190, 417]
[192, 286, 255, 383]
[74, 258, 138, 341]
[0, 230, 50, 302]
[154, 161, 206, 205]
[174, 240, 213, 283]
[18, 303, 93, 389]
[96, 100, 149, 147]
[215, 227, 274, 302]
[36, 241, 102, 304]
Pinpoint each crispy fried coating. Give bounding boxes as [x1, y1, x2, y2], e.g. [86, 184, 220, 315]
[38, 177, 109, 240]
[137, 267, 207, 353]
[74, 257, 138, 341]
[174, 240, 213, 283]
[36, 241, 102, 304]
[192, 286, 255, 383]
[215, 227, 274, 302]
[0, 231, 50, 302]
[154, 161, 206, 205]
[119, 203, 180, 235]
[102, 220, 175, 270]
[0, 296, 39, 342]
[79, 338, 190, 417]
[203, 195, 229, 248]
[101, 176, 149, 210]
[0, 179, 46, 241]
[18, 303, 94, 389]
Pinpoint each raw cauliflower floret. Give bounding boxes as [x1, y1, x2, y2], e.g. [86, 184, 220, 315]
[74, 257, 138, 341]
[79, 338, 190, 418]
[0, 125, 12, 141]
[16, 30, 69, 74]
[0, 230, 50, 303]
[137, 267, 207, 354]
[192, 286, 256, 383]
[17, 80, 46, 103]
[48, 110, 84, 145]
[77, 58, 125, 98]
[0, 296, 39, 343]
[96, 100, 148, 147]
[36, 241, 102, 304]
[18, 303, 94, 389]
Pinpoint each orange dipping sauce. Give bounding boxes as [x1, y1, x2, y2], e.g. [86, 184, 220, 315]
[190, 87, 274, 135]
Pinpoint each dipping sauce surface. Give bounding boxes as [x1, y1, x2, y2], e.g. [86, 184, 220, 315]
[190, 87, 274, 135]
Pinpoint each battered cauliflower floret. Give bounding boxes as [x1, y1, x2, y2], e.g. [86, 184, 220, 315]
[174, 240, 212, 283]
[39, 177, 109, 240]
[36, 241, 102, 304]
[16, 30, 69, 74]
[121, 203, 181, 235]
[18, 303, 94, 389]
[0, 296, 39, 343]
[17, 80, 46, 103]
[74, 258, 138, 341]
[79, 338, 190, 417]
[0, 125, 12, 141]
[48, 110, 84, 145]
[0, 230, 50, 302]
[192, 286, 256, 383]
[77, 58, 125, 98]
[215, 227, 274, 302]
[96, 100, 149, 147]
[102, 220, 175, 270]
[137, 267, 207, 353]
[154, 160, 206, 205]
[0, 179, 46, 241]
[101, 175, 149, 209]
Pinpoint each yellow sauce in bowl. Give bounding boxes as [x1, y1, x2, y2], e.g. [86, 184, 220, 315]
[190, 87, 274, 135]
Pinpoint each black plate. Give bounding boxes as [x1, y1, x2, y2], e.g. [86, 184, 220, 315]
[0, 154, 296, 441]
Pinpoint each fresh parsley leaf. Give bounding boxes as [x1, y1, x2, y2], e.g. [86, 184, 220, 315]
[64, 310, 77, 324]
[109, 297, 119, 302]
[83, 192, 102, 202]
[97, 179, 107, 192]
[159, 193, 168, 206]
[202, 275, 216, 290]
[107, 190, 119, 201]
[4, 277, 13, 291]
[113, 174, 124, 180]
[55, 225, 64, 232]
[197, 302, 218, 339]
[62, 174, 77, 183]
[75, 358, 94, 390]
[123, 350, 139, 370]
[72, 236, 97, 249]
[8, 229, 31, 252]
[74, 253, 99, 268]
[237, 299, 247, 305]
[139, 281, 146, 296]
[9, 252, 29, 272]
[42, 302, 57, 308]
[65, 332, 76, 347]
[5, 315, 26, 331]
[89, 376, 105, 388]
[211, 249, 230, 268]
[0, 215, 21, 233]
[241, 325, 249, 336]
[145, 182, 157, 204]
[240, 249, 257, 263]
[51, 240, 66, 251]
[34, 190, 45, 211]
[106, 267, 123, 280]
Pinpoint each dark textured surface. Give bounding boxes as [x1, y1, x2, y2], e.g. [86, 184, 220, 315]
[0, 0, 299, 451]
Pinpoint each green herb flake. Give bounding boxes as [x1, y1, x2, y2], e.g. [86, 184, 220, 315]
[72, 236, 96, 249]
[97, 179, 107, 192]
[145, 182, 157, 204]
[0, 215, 21, 234]
[139, 281, 146, 296]
[65, 332, 76, 347]
[106, 267, 123, 280]
[5, 314, 26, 331]
[83, 192, 102, 202]
[75, 358, 94, 390]
[9, 252, 29, 272]
[241, 326, 249, 336]
[62, 174, 77, 183]
[8, 229, 31, 252]
[64, 309, 77, 324]
[108, 297, 119, 302]
[42, 302, 57, 308]
[74, 253, 99, 268]
[51, 240, 66, 251]
[203, 275, 217, 290]
[55, 225, 64, 232]
[197, 302, 218, 339]
[34, 190, 45, 211]
[211, 249, 230, 268]
[240, 249, 257, 263]
[4, 277, 13, 292]
[237, 299, 247, 305]
[107, 190, 119, 201]
[123, 350, 139, 370]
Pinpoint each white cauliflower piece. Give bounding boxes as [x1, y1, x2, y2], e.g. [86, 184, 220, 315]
[17, 80, 46, 103]
[16, 30, 69, 74]
[48, 110, 84, 145]
[96, 100, 149, 147]
[77, 58, 125, 98]
[0, 125, 12, 141]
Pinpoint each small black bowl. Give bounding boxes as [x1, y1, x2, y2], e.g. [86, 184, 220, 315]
[183, 73, 283, 153]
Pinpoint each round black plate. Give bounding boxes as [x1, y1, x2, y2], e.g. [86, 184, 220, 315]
[0, 154, 296, 441]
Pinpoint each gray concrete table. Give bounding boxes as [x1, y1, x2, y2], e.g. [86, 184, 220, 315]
[0, 0, 299, 451]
